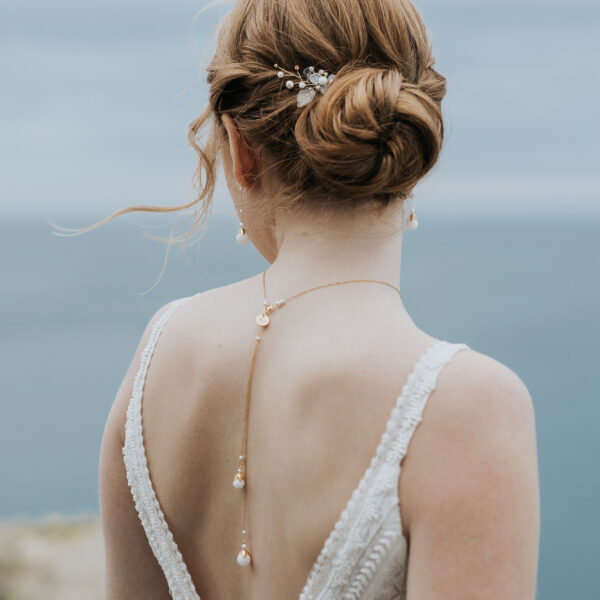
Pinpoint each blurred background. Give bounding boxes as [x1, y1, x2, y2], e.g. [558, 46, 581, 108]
[0, 1, 598, 598]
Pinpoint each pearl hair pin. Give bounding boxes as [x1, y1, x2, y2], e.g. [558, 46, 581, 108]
[274, 63, 336, 107]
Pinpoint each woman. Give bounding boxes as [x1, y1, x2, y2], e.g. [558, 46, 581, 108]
[99, 0, 540, 598]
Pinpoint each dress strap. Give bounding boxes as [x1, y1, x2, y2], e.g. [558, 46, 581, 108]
[122, 295, 200, 600]
[384, 340, 471, 467]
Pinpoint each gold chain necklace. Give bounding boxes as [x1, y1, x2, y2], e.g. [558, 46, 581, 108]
[233, 269, 402, 566]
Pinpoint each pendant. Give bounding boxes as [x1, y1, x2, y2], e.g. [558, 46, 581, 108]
[236, 224, 249, 245]
[406, 210, 419, 230]
[236, 547, 252, 566]
[256, 312, 270, 327]
[232, 471, 245, 489]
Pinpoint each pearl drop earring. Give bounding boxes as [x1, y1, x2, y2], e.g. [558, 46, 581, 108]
[236, 185, 249, 245]
[405, 195, 419, 230]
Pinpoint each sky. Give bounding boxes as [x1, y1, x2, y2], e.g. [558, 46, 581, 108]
[0, 0, 598, 218]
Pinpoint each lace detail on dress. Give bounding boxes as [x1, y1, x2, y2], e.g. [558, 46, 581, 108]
[298, 340, 470, 600]
[121, 295, 469, 600]
[122, 296, 200, 600]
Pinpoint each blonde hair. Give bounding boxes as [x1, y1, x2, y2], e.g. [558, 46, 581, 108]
[53, 0, 445, 246]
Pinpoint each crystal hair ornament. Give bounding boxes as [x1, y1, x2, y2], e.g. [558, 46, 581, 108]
[274, 64, 336, 107]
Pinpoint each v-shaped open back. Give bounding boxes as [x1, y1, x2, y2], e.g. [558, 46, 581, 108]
[122, 295, 470, 599]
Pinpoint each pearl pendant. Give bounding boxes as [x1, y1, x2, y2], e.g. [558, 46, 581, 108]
[232, 472, 245, 489]
[237, 548, 252, 566]
[406, 211, 419, 230]
[236, 224, 249, 245]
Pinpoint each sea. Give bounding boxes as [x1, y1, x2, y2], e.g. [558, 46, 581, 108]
[0, 210, 598, 599]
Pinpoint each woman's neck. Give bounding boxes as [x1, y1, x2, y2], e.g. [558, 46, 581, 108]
[264, 201, 405, 299]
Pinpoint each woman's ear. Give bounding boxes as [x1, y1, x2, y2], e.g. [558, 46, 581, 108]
[221, 114, 257, 188]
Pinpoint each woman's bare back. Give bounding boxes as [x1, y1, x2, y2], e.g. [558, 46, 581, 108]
[144, 273, 434, 597]
[101, 273, 538, 599]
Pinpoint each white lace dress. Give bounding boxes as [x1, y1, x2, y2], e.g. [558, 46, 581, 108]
[122, 295, 470, 599]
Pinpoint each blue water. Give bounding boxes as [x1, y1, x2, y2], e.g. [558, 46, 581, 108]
[0, 211, 598, 599]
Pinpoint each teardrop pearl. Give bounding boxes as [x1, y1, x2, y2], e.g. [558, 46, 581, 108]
[236, 225, 249, 245]
[406, 212, 419, 230]
[232, 473, 245, 489]
[236, 548, 252, 566]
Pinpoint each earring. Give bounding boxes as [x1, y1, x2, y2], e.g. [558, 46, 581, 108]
[405, 195, 419, 230]
[236, 185, 249, 245]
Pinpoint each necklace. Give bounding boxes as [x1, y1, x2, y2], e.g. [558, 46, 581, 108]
[234, 269, 402, 566]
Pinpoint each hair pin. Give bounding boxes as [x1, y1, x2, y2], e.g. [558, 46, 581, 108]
[273, 64, 336, 107]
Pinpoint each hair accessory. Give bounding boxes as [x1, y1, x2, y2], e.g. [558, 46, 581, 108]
[273, 63, 336, 107]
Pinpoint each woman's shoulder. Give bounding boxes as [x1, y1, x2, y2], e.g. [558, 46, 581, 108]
[166, 274, 262, 318]
[398, 346, 540, 595]
[101, 281, 251, 445]
[141, 274, 261, 335]
[398, 344, 538, 537]
[436, 346, 534, 420]
[413, 346, 536, 470]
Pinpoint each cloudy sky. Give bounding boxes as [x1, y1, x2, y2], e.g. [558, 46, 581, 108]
[1, 0, 598, 217]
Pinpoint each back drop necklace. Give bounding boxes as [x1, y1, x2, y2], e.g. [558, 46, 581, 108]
[234, 268, 402, 566]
